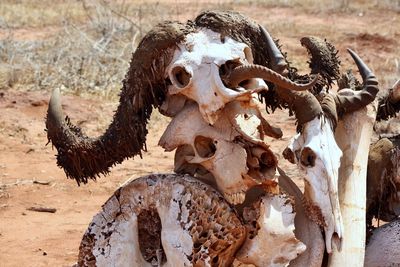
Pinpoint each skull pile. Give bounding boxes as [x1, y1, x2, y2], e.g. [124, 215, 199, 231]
[159, 29, 280, 205]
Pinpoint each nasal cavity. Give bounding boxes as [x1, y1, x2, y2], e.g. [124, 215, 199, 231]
[194, 136, 216, 158]
[170, 65, 192, 89]
[300, 147, 316, 167]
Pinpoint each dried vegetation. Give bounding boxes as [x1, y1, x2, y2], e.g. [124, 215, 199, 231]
[1, 0, 399, 99]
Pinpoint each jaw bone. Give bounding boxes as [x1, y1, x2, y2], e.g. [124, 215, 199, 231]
[285, 116, 343, 253]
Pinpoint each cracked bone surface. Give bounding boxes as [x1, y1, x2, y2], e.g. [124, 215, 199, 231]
[284, 116, 343, 253]
[78, 174, 308, 267]
[236, 194, 306, 266]
[77, 174, 246, 267]
[165, 28, 267, 125]
[159, 100, 278, 205]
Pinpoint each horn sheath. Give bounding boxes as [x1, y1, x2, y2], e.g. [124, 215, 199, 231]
[335, 49, 379, 116]
[46, 22, 194, 184]
[259, 25, 323, 126]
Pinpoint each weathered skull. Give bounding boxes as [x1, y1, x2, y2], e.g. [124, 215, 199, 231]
[159, 100, 278, 205]
[165, 29, 267, 124]
[283, 116, 343, 253]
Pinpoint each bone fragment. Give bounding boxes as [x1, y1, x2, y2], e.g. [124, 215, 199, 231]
[236, 194, 306, 266]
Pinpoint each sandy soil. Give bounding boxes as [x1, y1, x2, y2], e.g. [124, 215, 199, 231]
[0, 4, 399, 267]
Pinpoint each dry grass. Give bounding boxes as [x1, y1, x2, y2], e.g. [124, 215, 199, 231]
[0, 0, 399, 99]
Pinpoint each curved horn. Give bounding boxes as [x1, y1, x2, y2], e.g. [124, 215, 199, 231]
[335, 49, 379, 115]
[46, 22, 194, 184]
[260, 25, 323, 126]
[259, 25, 286, 73]
[226, 64, 318, 91]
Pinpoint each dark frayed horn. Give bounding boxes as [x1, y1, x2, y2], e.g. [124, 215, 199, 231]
[259, 25, 323, 126]
[335, 49, 379, 115]
[226, 64, 318, 91]
[46, 21, 195, 184]
[259, 25, 286, 74]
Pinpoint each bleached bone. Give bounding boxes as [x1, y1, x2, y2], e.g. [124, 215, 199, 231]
[236, 194, 306, 266]
[79, 174, 309, 267]
[328, 103, 377, 266]
[284, 116, 343, 253]
[77, 174, 246, 267]
[159, 101, 278, 205]
[166, 29, 268, 125]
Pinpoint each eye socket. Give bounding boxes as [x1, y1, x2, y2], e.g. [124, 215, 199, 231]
[170, 65, 192, 89]
[300, 147, 316, 167]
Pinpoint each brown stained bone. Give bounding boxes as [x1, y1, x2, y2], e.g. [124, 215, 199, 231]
[77, 174, 246, 267]
[366, 137, 400, 233]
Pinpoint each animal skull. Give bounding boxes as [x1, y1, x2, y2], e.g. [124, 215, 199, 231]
[159, 100, 278, 205]
[165, 29, 267, 124]
[283, 116, 343, 253]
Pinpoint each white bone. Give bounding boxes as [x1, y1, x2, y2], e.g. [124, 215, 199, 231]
[159, 103, 250, 204]
[236, 194, 306, 266]
[166, 29, 267, 125]
[159, 100, 277, 205]
[287, 116, 343, 253]
[328, 103, 377, 266]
